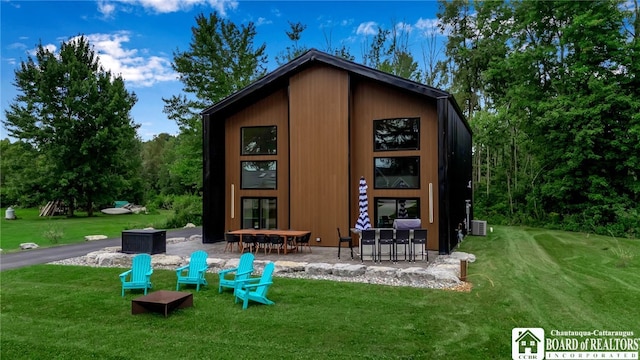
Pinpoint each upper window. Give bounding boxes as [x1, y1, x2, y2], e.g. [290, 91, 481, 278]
[241, 161, 277, 189]
[374, 157, 419, 189]
[241, 126, 277, 155]
[374, 117, 419, 151]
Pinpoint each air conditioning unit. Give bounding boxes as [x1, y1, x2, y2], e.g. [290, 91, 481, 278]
[471, 220, 487, 236]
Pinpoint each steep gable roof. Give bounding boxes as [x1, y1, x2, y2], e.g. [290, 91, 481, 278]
[201, 48, 461, 119]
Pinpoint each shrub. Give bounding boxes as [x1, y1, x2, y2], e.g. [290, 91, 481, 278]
[164, 195, 202, 229]
[42, 226, 64, 244]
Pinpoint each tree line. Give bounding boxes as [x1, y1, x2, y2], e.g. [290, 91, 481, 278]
[2, 1, 638, 237]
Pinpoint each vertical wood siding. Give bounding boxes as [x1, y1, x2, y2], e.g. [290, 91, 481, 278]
[289, 66, 350, 246]
[225, 89, 289, 232]
[350, 79, 440, 250]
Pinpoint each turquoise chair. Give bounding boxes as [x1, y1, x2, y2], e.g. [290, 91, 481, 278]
[234, 262, 276, 310]
[176, 250, 209, 291]
[120, 253, 153, 297]
[218, 252, 254, 294]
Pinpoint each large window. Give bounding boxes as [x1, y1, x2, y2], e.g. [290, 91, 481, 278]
[241, 161, 277, 189]
[242, 198, 277, 229]
[375, 198, 420, 227]
[241, 126, 277, 155]
[374, 157, 419, 189]
[374, 117, 419, 151]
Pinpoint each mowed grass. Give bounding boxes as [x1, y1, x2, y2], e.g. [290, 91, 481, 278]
[0, 207, 173, 251]
[1, 226, 639, 359]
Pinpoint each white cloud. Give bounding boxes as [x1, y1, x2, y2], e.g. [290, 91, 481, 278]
[8, 42, 28, 50]
[415, 17, 448, 36]
[27, 43, 57, 56]
[70, 32, 178, 88]
[395, 21, 413, 34]
[107, 0, 238, 16]
[255, 17, 272, 26]
[98, 0, 116, 19]
[356, 21, 378, 36]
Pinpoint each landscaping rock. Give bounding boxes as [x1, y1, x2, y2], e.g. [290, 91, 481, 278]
[305, 262, 333, 275]
[274, 260, 307, 273]
[332, 263, 366, 277]
[84, 235, 108, 241]
[365, 266, 398, 277]
[449, 251, 476, 263]
[188, 234, 202, 242]
[20, 242, 39, 250]
[184, 223, 196, 228]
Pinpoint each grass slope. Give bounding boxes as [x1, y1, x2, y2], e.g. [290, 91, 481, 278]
[1, 226, 638, 359]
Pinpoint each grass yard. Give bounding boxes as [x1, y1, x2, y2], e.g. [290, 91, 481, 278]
[0, 207, 173, 252]
[1, 226, 639, 359]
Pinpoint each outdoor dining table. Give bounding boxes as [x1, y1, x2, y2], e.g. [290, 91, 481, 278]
[227, 229, 311, 255]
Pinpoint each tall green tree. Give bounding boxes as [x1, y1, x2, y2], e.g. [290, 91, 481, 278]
[164, 12, 267, 193]
[3, 36, 140, 216]
[0, 139, 49, 207]
[275, 21, 309, 66]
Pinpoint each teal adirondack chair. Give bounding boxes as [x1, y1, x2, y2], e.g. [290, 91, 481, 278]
[234, 262, 276, 310]
[119, 253, 153, 297]
[218, 252, 254, 294]
[176, 250, 209, 291]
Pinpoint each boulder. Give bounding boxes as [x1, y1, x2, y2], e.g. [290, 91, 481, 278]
[20, 242, 39, 250]
[184, 223, 196, 228]
[305, 262, 334, 275]
[332, 263, 366, 277]
[84, 235, 108, 241]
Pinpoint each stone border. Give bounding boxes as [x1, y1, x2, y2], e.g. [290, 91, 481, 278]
[50, 246, 475, 290]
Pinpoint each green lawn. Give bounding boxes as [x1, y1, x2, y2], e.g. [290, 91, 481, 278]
[1, 226, 639, 359]
[0, 207, 173, 251]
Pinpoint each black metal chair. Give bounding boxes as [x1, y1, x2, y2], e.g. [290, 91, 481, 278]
[394, 229, 411, 262]
[411, 229, 428, 261]
[268, 234, 284, 255]
[253, 234, 269, 255]
[241, 235, 256, 253]
[360, 229, 377, 263]
[296, 232, 312, 253]
[378, 229, 395, 262]
[337, 228, 353, 259]
[224, 232, 240, 253]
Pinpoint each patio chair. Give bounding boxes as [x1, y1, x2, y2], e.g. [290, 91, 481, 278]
[218, 252, 254, 294]
[224, 232, 240, 253]
[411, 229, 428, 261]
[253, 234, 269, 255]
[176, 250, 209, 291]
[241, 235, 256, 253]
[119, 253, 153, 297]
[268, 234, 284, 255]
[360, 229, 377, 263]
[296, 232, 312, 253]
[378, 229, 395, 262]
[394, 229, 411, 262]
[337, 228, 353, 259]
[234, 262, 276, 310]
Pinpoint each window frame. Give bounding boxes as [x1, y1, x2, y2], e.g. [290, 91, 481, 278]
[240, 160, 277, 190]
[373, 156, 420, 189]
[240, 125, 277, 156]
[373, 117, 420, 152]
[373, 197, 421, 228]
[240, 197, 277, 229]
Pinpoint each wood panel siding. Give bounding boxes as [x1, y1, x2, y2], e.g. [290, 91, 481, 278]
[225, 88, 289, 231]
[289, 66, 350, 246]
[350, 79, 440, 250]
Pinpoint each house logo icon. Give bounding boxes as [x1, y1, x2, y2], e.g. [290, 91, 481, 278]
[512, 328, 545, 360]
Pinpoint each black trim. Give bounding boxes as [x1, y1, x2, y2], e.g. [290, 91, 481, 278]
[202, 114, 226, 243]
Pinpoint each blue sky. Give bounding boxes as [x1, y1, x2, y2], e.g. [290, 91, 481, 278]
[1, 0, 445, 141]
